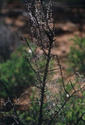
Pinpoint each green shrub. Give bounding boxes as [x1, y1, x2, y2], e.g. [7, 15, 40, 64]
[68, 36, 85, 74]
[0, 45, 35, 98]
[54, 79, 85, 125]
[0, 41, 54, 98]
[17, 80, 85, 125]
[58, 92, 85, 125]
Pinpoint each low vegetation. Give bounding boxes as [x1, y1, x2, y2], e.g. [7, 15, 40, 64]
[68, 36, 85, 74]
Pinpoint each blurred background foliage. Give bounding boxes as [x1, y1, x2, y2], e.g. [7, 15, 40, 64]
[68, 37, 85, 74]
[0, 45, 36, 98]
